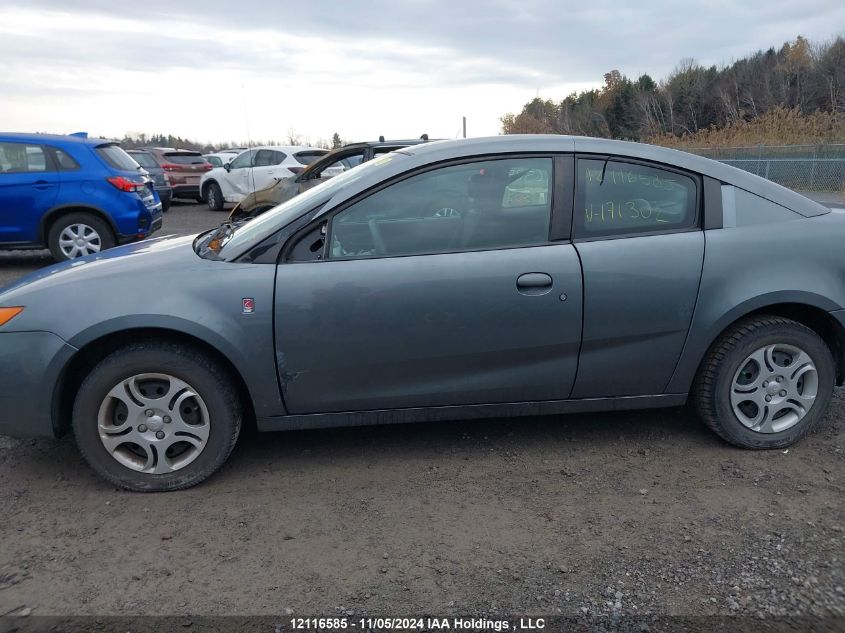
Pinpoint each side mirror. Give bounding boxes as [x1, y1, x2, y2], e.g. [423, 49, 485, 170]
[224, 162, 232, 172]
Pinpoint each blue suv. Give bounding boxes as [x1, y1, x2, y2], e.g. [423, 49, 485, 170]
[0, 132, 163, 261]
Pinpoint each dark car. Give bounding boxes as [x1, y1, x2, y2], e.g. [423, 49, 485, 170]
[0, 132, 163, 261]
[229, 136, 433, 220]
[1, 135, 844, 492]
[127, 149, 172, 212]
[145, 147, 212, 201]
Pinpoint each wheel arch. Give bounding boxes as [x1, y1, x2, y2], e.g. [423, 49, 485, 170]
[675, 299, 845, 395]
[53, 326, 258, 437]
[39, 204, 119, 243]
[201, 178, 220, 198]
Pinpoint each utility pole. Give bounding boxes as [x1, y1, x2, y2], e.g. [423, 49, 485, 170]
[462, 116, 467, 138]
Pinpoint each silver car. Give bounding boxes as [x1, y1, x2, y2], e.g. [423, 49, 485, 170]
[0, 136, 843, 491]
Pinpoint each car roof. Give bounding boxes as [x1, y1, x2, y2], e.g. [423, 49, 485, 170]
[0, 132, 113, 146]
[244, 145, 326, 152]
[398, 135, 829, 218]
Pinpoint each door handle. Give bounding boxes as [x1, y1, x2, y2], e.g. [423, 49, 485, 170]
[516, 272, 553, 296]
[32, 180, 53, 190]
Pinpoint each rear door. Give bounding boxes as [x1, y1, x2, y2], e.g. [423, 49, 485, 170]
[274, 155, 584, 414]
[0, 142, 58, 243]
[570, 156, 705, 397]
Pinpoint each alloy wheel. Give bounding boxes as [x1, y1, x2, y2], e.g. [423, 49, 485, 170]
[97, 373, 211, 474]
[730, 343, 818, 434]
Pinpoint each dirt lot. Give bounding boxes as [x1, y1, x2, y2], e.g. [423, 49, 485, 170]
[0, 202, 843, 621]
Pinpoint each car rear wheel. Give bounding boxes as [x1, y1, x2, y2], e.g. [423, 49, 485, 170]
[73, 342, 242, 492]
[694, 316, 834, 449]
[47, 212, 115, 261]
[205, 183, 224, 211]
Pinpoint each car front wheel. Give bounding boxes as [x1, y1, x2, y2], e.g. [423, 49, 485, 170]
[205, 183, 224, 211]
[73, 342, 242, 491]
[694, 316, 834, 449]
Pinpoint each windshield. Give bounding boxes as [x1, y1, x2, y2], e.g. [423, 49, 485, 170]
[96, 144, 140, 171]
[129, 152, 158, 169]
[216, 152, 405, 258]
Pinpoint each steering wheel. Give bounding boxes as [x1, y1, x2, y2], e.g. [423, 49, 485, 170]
[368, 218, 388, 255]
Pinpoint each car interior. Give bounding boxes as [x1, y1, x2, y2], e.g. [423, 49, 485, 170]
[329, 159, 552, 258]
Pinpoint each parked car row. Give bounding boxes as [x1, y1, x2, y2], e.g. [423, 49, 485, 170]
[0, 130, 431, 262]
[228, 136, 432, 220]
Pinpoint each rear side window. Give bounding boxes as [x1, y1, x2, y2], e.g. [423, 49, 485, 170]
[574, 159, 697, 238]
[163, 152, 204, 165]
[0, 142, 48, 173]
[254, 150, 286, 166]
[96, 144, 140, 171]
[294, 150, 327, 165]
[206, 156, 223, 167]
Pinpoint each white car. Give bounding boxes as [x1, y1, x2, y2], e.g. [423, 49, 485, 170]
[200, 145, 328, 210]
[202, 150, 243, 169]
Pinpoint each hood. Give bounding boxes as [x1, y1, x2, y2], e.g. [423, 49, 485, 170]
[0, 235, 199, 300]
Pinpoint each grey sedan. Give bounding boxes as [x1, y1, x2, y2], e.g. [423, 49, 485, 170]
[1, 136, 843, 491]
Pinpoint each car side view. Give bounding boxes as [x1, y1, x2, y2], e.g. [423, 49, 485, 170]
[0, 136, 842, 492]
[0, 132, 163, 261]
[200, 145, 328, 211]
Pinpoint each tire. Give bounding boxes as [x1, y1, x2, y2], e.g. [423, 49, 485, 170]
[694, 315, 834, 449]
[205, 182, 224, 211]
[161, 200, 171, 213]
[47, 212, 115, 261]
[195, 195, 206, 204]
[72, 341, 242, 492]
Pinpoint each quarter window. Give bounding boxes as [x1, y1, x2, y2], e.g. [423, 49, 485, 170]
[0, 142, 48, 173]
[574, 159, 697, 238]
[329, 157, 553, 259]
[51, 148, 80, 170]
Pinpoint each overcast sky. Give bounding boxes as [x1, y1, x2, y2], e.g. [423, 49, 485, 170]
[0, 0, 843, 145]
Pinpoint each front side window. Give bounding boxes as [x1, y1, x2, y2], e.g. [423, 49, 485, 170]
[0, 142, 48, 173]
[229, 150, 254, 170]
[574, 159, 697, 238]
[329, 157, 553, 259]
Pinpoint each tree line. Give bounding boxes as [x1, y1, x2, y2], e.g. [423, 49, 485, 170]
[501, 36, 845, 145]
[115, 131, 348, 153]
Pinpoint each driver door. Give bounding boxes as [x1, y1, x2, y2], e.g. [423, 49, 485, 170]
[226, 149, 255, 197]
[273, 155, 584, 414]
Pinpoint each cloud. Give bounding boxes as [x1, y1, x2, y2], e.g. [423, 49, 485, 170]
[1, 1, 843, 141]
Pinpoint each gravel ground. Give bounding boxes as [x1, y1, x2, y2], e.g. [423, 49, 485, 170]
[0, 201, 843, 621]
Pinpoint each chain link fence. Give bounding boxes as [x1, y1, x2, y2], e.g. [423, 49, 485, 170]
[685, 144, 845, 192]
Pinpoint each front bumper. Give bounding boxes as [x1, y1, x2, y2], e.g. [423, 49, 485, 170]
[0, 331, 76, 438]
